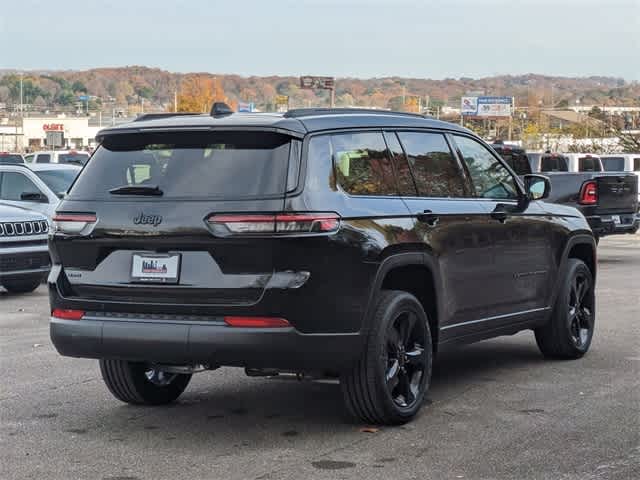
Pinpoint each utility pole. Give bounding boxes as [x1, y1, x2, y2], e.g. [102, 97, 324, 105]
[19, 72, 24, 117]
[174, 91, 178, 112]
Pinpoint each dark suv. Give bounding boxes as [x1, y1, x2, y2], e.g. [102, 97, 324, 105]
[49, 108, 597, 424]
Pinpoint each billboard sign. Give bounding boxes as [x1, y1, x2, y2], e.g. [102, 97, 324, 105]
[461, 96, 513, 117]
[300, 76, 335, 90]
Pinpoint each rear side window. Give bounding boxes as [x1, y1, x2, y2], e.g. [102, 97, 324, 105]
[634, 158, 640, 172]
[397, 132, 465, 197]
[579, 156, 601, 172]
[540, 155, 568, 172]
[69, 131, 293, 200]
[36, 154, 51, 163]
[330, 132, 397, 196]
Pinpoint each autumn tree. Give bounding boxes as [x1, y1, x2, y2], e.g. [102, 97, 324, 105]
[176, 75, 233, 113]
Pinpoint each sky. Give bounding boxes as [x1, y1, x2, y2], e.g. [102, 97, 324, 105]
[1, 0, 638, 80]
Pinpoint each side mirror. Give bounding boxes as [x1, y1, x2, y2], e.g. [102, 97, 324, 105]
[523, 174, 551, 201]
[20, 192, 48, 203]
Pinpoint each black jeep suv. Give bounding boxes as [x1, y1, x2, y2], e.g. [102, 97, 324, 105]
[49, 108, 597, 424]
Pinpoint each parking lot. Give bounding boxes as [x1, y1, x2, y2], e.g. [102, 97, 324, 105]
[0, 235, 638, 480]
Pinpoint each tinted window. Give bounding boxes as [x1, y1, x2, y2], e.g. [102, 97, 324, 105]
[384, 132, 417, 196]
[397, 132, 465, 197]
[69, 131, 292, 200]
[35, 169, 79, 195]
[58, 153, 89, 165]
[36, 154, 51, 163]
[601, 157, 625, 171]
[540, 155, 569, 172]
[634, 158, 640, 172]
[0, 154, 24, 164]
[331, 132, 397, 196]
[496, 150, 531, 175]
[0, 172, 42, 200]
[454, 135, 518, 199]
[579, 156, 601, 172]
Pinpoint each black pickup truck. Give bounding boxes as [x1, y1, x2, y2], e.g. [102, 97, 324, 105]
[490, 143, 639, 240]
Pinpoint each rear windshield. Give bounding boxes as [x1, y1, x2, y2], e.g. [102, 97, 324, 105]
[540, 155, 568, 172]
[58, 153, 89, 165]
[0, 154, 24, 163]
[579, 156, 601, 172]
[601, 157, 625, 171]
[35, 169, 79, 195]
[69, 131, 293, 200]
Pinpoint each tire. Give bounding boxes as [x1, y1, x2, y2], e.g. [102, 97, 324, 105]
[99, 359, 192, 405]
[2, 274, 44, 294]
[535, 259, 595, 359]
[340, 290, 433, 425]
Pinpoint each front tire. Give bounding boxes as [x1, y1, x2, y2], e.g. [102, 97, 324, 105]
[341, 290, 433, 425]
[99, 359, 191, 405]
[535, 259, 595, 359]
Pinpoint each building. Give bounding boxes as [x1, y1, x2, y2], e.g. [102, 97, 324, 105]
[0, 115, 102, 152]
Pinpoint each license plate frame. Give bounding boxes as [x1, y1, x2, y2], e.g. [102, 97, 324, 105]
[131, 252, 181, 284]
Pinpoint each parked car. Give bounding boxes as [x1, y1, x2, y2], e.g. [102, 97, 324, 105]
[0, 152, 25, 164]
[0, 203, 50, 293]
[50, 107, 598, 425]
[513, 152, 638, 239]
[0, 163, 82, 220]
[24, 150, 90, 166]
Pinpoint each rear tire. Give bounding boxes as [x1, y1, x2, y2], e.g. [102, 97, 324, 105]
[535, 259, 595, 359]
[99, 359, 191, 405]
[341, 290, 433, 425]
[2, 274, 44, 294]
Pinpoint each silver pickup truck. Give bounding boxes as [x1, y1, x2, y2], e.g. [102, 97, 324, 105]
[0, 203, 50, 293]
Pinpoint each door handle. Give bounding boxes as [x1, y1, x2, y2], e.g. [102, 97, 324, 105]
[490, 210, 509, 223]
[417, 210, 439, 226]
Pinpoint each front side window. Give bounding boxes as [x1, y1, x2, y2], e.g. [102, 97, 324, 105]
[454, 135, 518, 199]
[397, 132, 466, 197]
[330, 132, 397, 196]
[540, 155, 569, 172]
[36, 154, 51, 163]
[0, 172, 42, 200]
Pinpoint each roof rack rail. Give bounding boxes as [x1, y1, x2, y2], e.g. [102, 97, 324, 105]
[283, 108, 426, 119]
[133, 112, 202, 122]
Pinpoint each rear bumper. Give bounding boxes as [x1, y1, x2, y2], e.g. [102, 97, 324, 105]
[586, 214, 639, 236]
[50, 314, 363, 372]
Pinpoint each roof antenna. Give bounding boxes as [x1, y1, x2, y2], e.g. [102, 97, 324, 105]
[211, 102, 234, 117]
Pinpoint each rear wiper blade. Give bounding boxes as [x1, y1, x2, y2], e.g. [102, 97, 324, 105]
[109, 185, 163, 196]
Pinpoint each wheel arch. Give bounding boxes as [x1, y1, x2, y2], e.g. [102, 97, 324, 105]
[362, 252, 443, 351]
[550, 233, 597, 308]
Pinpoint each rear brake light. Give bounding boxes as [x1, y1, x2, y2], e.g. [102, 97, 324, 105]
[206, 213, 340, 235]
[224, 316, 290, 328]
[52, 213, 97, 234]
[579, 181, 598, 205]
[52, 308, 85, 320]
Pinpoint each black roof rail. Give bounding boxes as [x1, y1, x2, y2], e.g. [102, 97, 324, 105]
[133, 112, 202, 122]
[283, 108, 426, 119]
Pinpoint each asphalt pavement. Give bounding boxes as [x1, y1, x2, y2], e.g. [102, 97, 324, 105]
[1, 235, 639, 480]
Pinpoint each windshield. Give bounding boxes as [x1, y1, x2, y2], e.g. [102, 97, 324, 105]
[69, 131, 293, 200]
[0, 154, 24, 163]
[35, 169, 80, 194]
[601, 157, 625, 171]
[58, 153, 89, 165]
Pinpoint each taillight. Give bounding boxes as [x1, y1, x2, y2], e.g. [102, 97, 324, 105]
[206, 213, 340, 236]
[52, 213, 97, 235]
[52, 308, 85, 320]
[224, 316, 290, 328]
[579, 181, 598, 205]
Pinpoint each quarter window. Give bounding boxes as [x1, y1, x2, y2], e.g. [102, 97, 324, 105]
[454, 135, 518, 199]
[330, 132, 397, 196]
[397, 132, 465, 197]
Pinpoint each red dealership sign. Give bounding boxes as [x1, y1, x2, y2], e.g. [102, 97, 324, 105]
[43, 123, 65, 131]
